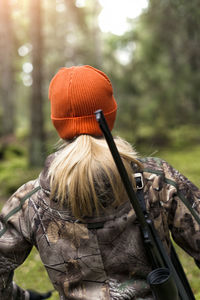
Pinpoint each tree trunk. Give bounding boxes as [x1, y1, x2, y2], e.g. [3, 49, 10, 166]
[91, 0, 103, 68]
[29, 0, 45, 166]
[0, 0, 15, 136]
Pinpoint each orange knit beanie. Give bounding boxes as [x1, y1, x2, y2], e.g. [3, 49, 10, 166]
[49, 65, 117, 139]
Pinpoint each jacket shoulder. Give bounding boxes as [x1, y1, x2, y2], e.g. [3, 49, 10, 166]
[139, 157, 165, 174]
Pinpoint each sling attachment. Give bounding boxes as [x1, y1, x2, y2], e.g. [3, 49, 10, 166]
[134, 173, 147, 215]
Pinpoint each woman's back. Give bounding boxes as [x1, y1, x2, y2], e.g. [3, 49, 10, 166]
[0, 65, 199, 300]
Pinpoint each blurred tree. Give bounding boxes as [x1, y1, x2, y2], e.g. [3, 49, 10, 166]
[64, 0, 103, 68]
[101, 32, 141, 143]
[29, 0, 45, 166]
[65, 0, 88, 34]
[43, 0, 103, 86]
[103, 0, 200, 147]
[0, 0, 15, 136]
[134, 0, 200, 126]
[86, 0, 103, 68]
[2, 0, 199, 152]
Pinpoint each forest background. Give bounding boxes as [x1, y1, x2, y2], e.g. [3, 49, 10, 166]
[0, 0, 200, 299]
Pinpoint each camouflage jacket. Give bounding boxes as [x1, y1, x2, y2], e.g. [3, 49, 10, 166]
[0, 155, 200, 300]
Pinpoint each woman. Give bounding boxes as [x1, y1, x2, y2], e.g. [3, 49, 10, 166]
[0, 65, 199, 300]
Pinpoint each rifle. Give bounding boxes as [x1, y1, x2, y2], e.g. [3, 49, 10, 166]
[95, 109, 195, 300]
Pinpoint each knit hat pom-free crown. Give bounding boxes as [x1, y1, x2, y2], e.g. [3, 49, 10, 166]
[49, 65, 117, 139]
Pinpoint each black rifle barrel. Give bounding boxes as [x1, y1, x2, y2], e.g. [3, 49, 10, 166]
[95, 110, 147, 228]
[95, 109, 195, 300]
[95, 110, 164, 268]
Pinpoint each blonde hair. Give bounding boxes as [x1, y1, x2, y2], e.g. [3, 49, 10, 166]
[48, 135, 142, 219]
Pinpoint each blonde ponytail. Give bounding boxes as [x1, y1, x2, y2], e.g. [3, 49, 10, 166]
[48, 135, 142, 219]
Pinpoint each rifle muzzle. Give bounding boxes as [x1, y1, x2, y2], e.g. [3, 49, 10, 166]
[147, 267, 179, 300]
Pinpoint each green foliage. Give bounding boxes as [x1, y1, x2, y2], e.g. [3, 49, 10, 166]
[175, 244, 200, 298]
[103, 0, 200, 150]
[158, 145, 200, 185]
[0, 143, 40, 198]
[168, 125, 200, 150]
[14, 247, 59, 300]
[1, 0, 200, 151]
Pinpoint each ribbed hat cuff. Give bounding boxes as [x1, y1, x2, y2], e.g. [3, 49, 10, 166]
[51, 107, 117, 139]
[51, 106, 117, 121]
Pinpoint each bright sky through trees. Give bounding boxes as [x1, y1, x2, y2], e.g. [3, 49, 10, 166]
[98, 0, 149, 35]
[75, 0, 149, 35]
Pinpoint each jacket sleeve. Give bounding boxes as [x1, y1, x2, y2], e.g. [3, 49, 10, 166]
[161, 160, 200, 266]
[0, 180, 38, 300]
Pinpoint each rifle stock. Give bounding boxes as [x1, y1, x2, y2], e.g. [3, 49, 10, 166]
[95, 109, 195, 300]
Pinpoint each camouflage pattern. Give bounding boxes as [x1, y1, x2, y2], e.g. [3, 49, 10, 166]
[0, 155, 199, 300]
